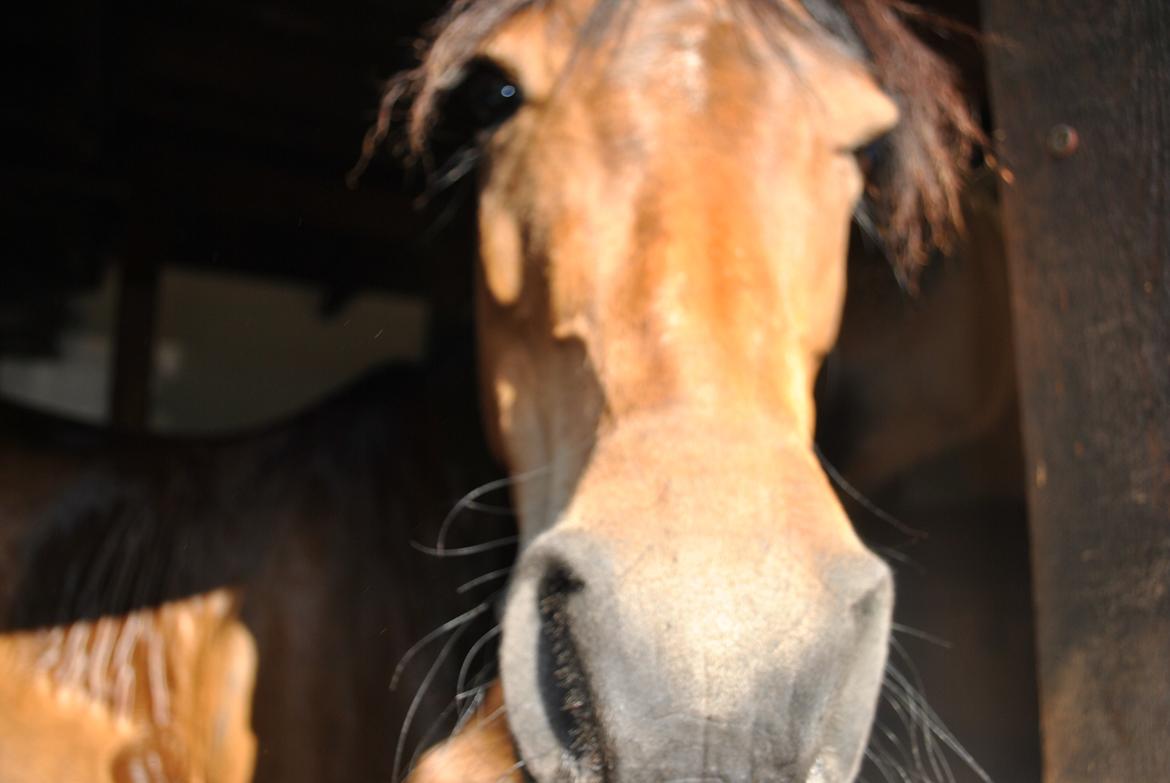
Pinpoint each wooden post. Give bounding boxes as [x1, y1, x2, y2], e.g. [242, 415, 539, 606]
[982, 1, 1170, 780]
[109, 219, 161, 430]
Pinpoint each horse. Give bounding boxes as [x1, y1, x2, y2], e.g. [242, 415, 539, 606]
[0, 352, 518, 783]
[362, 0, 981, 781]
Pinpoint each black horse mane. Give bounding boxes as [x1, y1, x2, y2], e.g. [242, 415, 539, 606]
[1, 355, 508, 633]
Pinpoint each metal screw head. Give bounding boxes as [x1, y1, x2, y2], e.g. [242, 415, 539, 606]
[1047, 124, 1079, 157]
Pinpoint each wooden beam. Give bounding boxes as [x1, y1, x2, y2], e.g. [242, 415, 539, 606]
[982, 2, 1170, 780]
[109, 220, 161, 431]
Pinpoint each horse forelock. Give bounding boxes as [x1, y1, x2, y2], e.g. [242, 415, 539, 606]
[358, 0, 980, 285]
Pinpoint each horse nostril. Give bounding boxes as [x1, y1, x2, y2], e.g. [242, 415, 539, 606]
[537, 566, 609, 779]
[850, 564, 892, 626]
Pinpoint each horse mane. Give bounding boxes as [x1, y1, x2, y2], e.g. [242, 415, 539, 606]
[2, 358, 504, 633]
[355, 0, 981, 284]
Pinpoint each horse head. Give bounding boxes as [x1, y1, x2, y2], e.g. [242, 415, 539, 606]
[395, 1, 978, 780]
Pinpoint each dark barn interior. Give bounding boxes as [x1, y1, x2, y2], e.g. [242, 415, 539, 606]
[3, 1, 1166, 782]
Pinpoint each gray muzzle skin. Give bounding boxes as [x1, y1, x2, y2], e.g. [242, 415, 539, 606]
[500, 526, 893, 783]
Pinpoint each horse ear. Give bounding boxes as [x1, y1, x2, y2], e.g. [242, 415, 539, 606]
[408, 681, 521, 783]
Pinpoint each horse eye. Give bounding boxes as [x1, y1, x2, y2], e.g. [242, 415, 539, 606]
[853, 134, 890, 179]
[438, 58, 525, 141]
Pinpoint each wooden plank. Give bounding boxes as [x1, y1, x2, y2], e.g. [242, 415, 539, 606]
[1, 167, 434, 298]
[981, 1, 1170, 781]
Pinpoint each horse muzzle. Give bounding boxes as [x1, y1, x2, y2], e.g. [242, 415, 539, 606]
[499, 513, 893, 783]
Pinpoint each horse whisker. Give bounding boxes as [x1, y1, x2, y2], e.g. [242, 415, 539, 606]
[865, 739, 911, 783]
[406, 699, 461, 779]
[814, 443, 928, 540]
[411, 536, 519, 558]
[393, 621, 475, 783]
[872, 545, 925, 571]
[873, 717, 915, 776]
[881, 673, 928, 778]
[883, 661, 993, 783]
[457, 568, 513, 595]
[492, 757, 527, 783]
[475, 702, 507, 731]
[461, 500, 516, 516]
[435, 467, 550, 553]
[890, 622, 953, 650]
[887, 640, 952, 782]
[456, 625, 502, 699]
[454, 679, 492, 730]
[391, 599, 494, 690]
